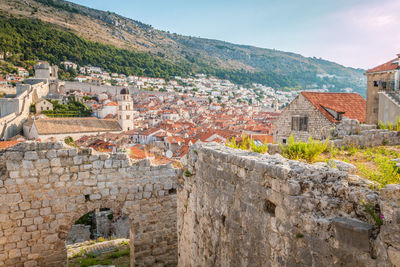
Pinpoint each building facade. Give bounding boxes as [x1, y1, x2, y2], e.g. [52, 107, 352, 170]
[117, 88, 135, 131]
[365, 54, 400, 124]
[273, 92, 366, 143]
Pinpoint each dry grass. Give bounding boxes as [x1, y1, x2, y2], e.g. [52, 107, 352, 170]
[317, 145, 400, 187]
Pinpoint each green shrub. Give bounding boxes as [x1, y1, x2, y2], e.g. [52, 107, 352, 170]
[387, 121, 394, 131]
[119, 240, 130, 246]
[226, 134, 268, 154]
[107, 248, 130, 259]
[64, 136, 77, 147]
[184, 170, 192, 177]
[357, 147, 400, 186]
[396, 117, 400, 131]
[280, 134, 330, 163]
[80, 258, 99, 267]
[378, 121, 387, 130]
[361, 199, 383, 226]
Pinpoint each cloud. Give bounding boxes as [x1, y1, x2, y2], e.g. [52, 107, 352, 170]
[318, 0, 400, 68]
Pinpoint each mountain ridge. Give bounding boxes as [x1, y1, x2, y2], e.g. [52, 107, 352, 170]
[0, 0, 366, 94]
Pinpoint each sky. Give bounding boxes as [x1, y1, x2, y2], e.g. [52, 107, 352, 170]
[69, 0, 400, 70]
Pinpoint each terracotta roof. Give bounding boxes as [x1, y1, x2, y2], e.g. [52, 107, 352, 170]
[301, 92, 366, 123]
[366, 58, 399, 73]
[250, 135, 273, 144]
[33, 117, 121, 135]
[105, 102, 118, 106]
[0, 141, 21, 150]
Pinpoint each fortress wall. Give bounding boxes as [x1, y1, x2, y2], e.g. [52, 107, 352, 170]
[179, 143, 400, 267]
[0, 142, 180, 266]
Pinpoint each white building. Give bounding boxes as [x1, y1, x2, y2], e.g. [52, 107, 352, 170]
[117, 88, 135, 131]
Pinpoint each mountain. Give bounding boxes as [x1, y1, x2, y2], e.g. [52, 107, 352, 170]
[0, 0, 366, 95]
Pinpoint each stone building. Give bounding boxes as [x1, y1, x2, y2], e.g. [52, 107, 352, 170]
[35, 99, 53, 113]
[365, 53, 400, 124]
[273, 92, 366, 143]
[117, 88, 135, 131]
[23, 117, 122, 141]
[34, 62, 58, 80]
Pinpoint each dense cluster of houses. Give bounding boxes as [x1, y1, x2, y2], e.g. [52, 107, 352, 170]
[1, 53, 399, 164]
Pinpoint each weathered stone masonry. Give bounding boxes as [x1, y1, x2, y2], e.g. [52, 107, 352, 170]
[0, 142, 180, 267]
[179, 143, 400, 266]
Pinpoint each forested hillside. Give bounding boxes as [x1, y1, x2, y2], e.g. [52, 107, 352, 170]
[0, 0, 367, 94]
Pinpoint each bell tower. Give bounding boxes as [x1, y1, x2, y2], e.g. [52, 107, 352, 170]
[117, 88, 134, 131]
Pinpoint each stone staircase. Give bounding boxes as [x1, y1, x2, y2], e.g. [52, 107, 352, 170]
[386, 91, 400, 107]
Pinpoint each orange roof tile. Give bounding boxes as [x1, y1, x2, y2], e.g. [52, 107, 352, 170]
[0, 141, 21, 150]
[301, 92, 366, 123]
[366, 58, 399, 73]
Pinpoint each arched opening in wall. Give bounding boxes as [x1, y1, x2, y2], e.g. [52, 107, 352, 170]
[66, 208, 131, 267]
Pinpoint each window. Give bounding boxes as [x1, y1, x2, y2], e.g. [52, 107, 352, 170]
[126, 115, 130, 120]
[119, 115, 121, 119]
[46, 107, 49, 110]
[382, 82, 387, 89]
[291, 116, 308, 132]
[119, 105, 122, 111]
[373, 81, 378, 87]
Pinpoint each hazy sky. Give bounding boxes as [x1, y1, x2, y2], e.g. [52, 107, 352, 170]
[69, 0, 400, 69]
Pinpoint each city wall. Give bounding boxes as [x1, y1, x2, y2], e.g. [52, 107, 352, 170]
[0, 142, 180, 266]
[179, 143, 400, 266]
[0, 81, 49, 140]
[63, 82, 137, 96]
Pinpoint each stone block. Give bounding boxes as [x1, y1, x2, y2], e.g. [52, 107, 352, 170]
[46, 150, 57, 159]
[90, 194, 101, 200]
[78, 172, 90, 179]
[24, 151, 38, 161]
[8, 248, 21, 259]
[332, 217, 373, 252]
[388, 247, 400, 267]
[50, 158, 61, 167]
[6, 160, 20, 171]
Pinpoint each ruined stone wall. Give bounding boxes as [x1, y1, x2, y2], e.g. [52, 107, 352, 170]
[333, 129, 400, 148]
[0, 142, 179, 267]
[179, 143, 400, 266]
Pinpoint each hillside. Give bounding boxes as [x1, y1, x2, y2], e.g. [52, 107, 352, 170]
[0, 0, 366, 94]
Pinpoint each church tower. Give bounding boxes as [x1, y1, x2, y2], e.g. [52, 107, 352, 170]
[117, 88, 134, 131]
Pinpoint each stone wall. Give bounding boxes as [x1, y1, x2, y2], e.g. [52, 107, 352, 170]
[179, 143, 400, 266]
[63, 81, 137, 96]
[66, 225, 91, 245]
[333, 129, 400, 148]
[0, 81, 49, 140]
[0, 142, 180, 266]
